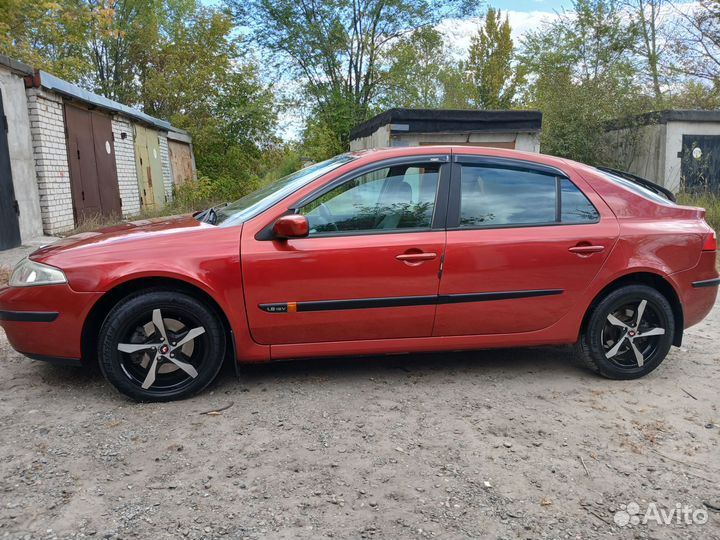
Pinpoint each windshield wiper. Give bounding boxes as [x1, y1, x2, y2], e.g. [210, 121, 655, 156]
[194, 203, 228, 225]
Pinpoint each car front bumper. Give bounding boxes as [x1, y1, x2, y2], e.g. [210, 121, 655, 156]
[0, 284, 102, 363]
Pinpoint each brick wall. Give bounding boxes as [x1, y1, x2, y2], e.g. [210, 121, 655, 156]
[159, 134, 173, 202]
[112, 116, 141, 217]
[26, 88, 74, 234]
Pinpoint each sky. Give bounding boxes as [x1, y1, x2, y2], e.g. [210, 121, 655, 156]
[438, 8, 563, 56]
[487, 0, 571, 12]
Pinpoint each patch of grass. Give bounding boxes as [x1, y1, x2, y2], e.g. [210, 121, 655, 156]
[62, 174, 265, 237]
[677, 191, 720, 232]
[62, 201, 200, 238]
[62, 213, 124, 236]
[0, 266, 10, 287]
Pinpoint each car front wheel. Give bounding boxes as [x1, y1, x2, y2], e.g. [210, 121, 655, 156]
[98, 289, 226, 401]
[576, 284, 675, 379]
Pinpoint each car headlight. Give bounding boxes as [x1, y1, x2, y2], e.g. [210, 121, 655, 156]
[9, 258, 67, 287]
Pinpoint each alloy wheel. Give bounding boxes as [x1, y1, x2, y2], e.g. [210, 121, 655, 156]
[601, 299, 666, 370]
[116, 308, 207, 392]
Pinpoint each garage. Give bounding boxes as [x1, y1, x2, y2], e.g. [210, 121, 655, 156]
[16, 67, 193, 235]
[350, 108, 543, 152]
[64, 104, 122, 222]
[604, 110, 720, 193]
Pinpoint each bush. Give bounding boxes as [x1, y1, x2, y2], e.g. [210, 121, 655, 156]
[172, 175, 261, 212]
[677, 191, 720, 232]
[169, 147, 303, 214]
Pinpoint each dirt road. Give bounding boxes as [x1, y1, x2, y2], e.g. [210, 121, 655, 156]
[1, 299, 719, 539]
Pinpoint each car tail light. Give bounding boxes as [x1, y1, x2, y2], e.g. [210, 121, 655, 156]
[702, 231, 717, 251]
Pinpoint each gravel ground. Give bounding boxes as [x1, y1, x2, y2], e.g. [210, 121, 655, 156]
[1, 299, 719, 540]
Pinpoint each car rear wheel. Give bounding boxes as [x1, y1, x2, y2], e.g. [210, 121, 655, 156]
[98, 289, 226, 401]
[575, 284, 675, 379]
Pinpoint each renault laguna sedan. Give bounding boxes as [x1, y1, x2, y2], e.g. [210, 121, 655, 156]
[1, 147, 717, 401]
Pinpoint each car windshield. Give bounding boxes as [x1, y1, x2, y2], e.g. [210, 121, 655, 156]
[214, 154, 356, 226]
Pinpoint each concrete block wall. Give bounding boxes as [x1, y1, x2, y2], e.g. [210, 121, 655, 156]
[26, 88, 74, 234]
[159, 134, 173, 202]
[111, 115, 141, 217]
[0, 66, 43, 242]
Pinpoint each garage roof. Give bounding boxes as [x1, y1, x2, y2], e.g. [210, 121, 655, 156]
[607, 109, 720, 130]
[32, 70, 176, 132]
[0, 54, 33, 76]
[350, 108, 543, 140]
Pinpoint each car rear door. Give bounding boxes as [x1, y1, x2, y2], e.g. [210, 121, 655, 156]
[241, 155, 451, 345]
[433, 155, 619, 336]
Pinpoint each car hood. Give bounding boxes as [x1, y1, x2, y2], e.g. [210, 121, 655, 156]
[30, 215, 212, 263]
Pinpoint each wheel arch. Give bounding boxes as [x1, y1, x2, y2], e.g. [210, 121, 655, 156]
[580, 271, 684, 346]
[81, 277, 236, 366]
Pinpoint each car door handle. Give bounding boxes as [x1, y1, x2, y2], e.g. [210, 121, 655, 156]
[396, 252, 437, 262]
[568, 244, 605, 254]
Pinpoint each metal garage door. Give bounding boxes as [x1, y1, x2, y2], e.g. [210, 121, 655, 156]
[0, 90, 22, 250]
[681, 134, 720, 193]
[64, 104, 121, 224]
[134, 125, 165, 210]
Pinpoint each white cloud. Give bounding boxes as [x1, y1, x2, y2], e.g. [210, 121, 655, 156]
[437, 9, 562, 57]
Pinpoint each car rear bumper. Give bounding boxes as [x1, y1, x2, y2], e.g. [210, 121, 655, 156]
[0, 284, 101, 361]
[672, 252, 719, 329]
[691, 277, 720, 288]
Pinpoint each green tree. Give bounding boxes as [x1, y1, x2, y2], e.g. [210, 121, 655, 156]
[1, 0, 280, 187]
[86, 0, 162, 103]
[623, 0, 669, 104]
[520, 0, 644, 164]
[138, 3, 237, 119]
[466, 8, 523, 109]
[379, 27, 449, 109]
[667, 79, 720, 109]
[173, 67, 279, 183]
[234, 0, 472, 158]
[0, 0, 92, 81]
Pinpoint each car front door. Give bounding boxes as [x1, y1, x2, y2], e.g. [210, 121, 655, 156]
[241, 155, 450, 345]
[433, 155, 620, 336]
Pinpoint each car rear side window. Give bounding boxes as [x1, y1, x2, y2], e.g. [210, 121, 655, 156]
[458, 165, 598, 228]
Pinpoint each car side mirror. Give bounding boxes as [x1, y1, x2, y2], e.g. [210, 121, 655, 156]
[272, 214, 309, 239]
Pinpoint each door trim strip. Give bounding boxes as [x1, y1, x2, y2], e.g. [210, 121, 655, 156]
[259, 289, 563, 313]
[691, 277, 720, 288]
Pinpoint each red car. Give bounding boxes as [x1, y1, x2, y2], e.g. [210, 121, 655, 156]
[1, 147, 718, 401]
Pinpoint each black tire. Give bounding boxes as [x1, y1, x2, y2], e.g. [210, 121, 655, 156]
[98, 288, 226, 401]
[575, 284, 675, 379]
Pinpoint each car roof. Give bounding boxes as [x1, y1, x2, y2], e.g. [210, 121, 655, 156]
[349, 145, 576, 172]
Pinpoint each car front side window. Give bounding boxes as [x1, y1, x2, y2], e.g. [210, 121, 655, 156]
[299, 164, 440, 235]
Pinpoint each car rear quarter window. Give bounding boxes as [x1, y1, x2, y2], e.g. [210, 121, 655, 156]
[458, 165, 598, 228]
[560, 179, 600, 223]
